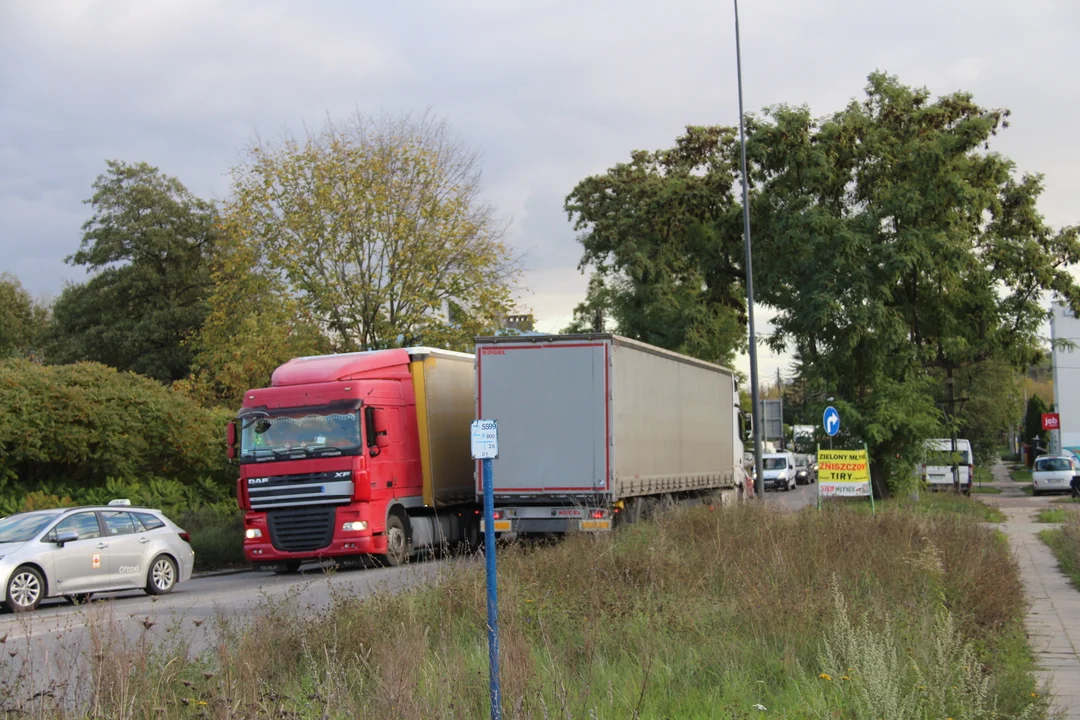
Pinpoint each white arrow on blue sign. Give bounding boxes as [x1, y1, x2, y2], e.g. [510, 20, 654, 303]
[823, 406, 840, 437]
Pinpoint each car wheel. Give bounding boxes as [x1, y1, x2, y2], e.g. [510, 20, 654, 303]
[145, 555, 178, 596]
[6, 566, 45, 612]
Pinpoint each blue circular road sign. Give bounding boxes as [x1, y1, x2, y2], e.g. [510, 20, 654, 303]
[823, 406, 840, 437]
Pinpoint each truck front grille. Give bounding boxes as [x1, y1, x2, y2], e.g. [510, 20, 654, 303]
[266, 506, 336, 553]
[246, 470, 354, 511]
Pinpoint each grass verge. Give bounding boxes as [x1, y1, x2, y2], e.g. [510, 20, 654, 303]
[885, 491, 1006, 522]
[1035, 506, 1079, 523]
[1010, 466, 1033, 483]
[1039, 513, 1080, 591]
[972, 486, 1002, 495]
[0, 500, 1045, 719]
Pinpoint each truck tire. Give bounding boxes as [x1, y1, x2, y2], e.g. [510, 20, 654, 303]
[379, 512, 411, 567]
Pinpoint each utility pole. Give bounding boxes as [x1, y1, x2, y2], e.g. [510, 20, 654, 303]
[733, 0, 765, 498]
[947, 368, 959, 493]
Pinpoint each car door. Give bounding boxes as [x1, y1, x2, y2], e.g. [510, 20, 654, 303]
[47, 511, 111, 595]
[100, 511, 148, 589]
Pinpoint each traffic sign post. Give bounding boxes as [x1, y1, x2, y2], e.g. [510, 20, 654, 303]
[471, 420, 502, 720]
[823, 406, 840, 449]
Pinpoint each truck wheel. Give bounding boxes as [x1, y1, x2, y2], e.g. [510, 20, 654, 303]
[379, 513, 411, 567]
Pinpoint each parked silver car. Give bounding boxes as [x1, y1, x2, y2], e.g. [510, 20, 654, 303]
[0, 500, 194, 612]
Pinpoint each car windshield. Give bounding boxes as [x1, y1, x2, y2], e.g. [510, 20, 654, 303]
[763, 458, 788, 470]
[240, 409, 362, 462]
[1036, 458, 1073, 472]
[0, 512, 61, 543]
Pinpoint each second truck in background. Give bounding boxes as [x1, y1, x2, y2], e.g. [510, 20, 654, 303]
[474, 333, 745, 533]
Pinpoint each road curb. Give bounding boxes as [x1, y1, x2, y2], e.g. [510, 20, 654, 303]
[192, 567, 253, 579]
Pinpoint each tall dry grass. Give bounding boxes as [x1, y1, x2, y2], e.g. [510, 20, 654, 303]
[0, 497, 1046, 719]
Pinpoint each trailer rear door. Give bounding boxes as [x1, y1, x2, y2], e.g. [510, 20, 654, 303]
[477, 341, 610, 495]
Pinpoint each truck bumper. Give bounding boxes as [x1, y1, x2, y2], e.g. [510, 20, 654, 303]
[243, 507, 387, 567]
[480, 506, 613, 534]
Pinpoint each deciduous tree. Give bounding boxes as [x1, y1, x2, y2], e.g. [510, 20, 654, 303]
[219, 109, 519, 359]
[749, 72, 1080, 492]
[48, 161, 218, 382]
[564, 126, 747, 365]
[0, 273, 49, 360]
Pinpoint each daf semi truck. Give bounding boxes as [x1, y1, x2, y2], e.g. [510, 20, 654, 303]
[474, 333, 745, 533]
[226, 348, 480, 572]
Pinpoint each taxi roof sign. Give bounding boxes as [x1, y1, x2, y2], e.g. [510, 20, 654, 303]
[108, 498, 132, 506]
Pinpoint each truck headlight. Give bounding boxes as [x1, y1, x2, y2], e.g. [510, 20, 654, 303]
[245, 528, 262, 539]
[342, 521, 368, 532]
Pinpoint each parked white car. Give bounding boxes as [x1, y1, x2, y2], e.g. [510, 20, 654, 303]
[1032, 455, 1078, 496]
[0, 500, 194, 612]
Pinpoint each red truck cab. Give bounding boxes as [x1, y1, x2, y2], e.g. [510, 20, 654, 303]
[229, 348, 477, 573]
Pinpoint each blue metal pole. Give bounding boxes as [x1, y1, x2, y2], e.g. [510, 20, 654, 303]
[482, 457, 502, 720]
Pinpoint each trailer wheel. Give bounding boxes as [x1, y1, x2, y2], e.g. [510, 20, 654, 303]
[379, 512, 411, 567]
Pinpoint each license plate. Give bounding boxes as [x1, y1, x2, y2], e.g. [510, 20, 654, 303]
[580, 519, 611, 531]
[481, 520, 511, 532]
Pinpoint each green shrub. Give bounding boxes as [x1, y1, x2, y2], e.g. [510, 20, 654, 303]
[0, 358, 234, 497]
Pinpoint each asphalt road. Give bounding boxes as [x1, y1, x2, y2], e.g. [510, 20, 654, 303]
[0, 557, 455, 706]
[762, 478, 820, 511]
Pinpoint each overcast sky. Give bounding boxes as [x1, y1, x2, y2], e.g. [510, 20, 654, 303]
[2, 0, 1078, 382]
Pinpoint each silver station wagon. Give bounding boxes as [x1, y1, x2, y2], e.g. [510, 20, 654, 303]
[0, 500, 194, 612]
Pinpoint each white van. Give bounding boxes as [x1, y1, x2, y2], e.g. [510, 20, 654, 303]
[762, 452, 798, 492]
[919, 439, 974, 494]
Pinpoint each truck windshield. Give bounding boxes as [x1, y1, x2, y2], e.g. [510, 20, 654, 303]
[240, 410, 361, 462]
[763, 458, 787, 470]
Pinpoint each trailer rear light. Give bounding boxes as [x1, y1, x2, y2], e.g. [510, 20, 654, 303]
[590, 510, 605, 519]
[245, 528, 263, 539]
[342, 521, 368, 532]
[492, 511, 504, 520]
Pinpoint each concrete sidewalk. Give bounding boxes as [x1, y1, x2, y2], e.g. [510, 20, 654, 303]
[988, 461, 1080, 719]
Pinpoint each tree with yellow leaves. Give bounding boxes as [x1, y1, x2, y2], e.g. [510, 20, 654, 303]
[187, 109, 519, 404]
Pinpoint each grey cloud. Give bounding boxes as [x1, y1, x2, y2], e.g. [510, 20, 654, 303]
[1, 0, 1077, 383]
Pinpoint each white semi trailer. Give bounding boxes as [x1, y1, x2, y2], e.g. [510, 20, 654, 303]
[474, 333, 745, 533]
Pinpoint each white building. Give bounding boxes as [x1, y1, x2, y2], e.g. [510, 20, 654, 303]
[1050, 302, 1080, 460]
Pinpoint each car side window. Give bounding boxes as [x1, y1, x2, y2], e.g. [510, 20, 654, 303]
[51, 512, 102, 541]
[133, 512, 165, 532]
[102, 511, 137, 536]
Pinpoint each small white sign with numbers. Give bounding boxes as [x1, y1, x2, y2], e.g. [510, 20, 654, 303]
[471, 419, 499, 459]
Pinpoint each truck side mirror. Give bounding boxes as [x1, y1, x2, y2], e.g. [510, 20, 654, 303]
[373, 408, 390, 448]
[226, 421, 238, 460]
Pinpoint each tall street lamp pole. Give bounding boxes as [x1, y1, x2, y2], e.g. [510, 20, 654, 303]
[733, 0, 765, 498]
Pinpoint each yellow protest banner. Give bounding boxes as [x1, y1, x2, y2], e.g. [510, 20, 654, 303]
[817, 447, 875, 513]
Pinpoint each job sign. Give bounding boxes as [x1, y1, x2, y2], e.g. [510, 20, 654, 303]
[817, 449, 871, 497]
